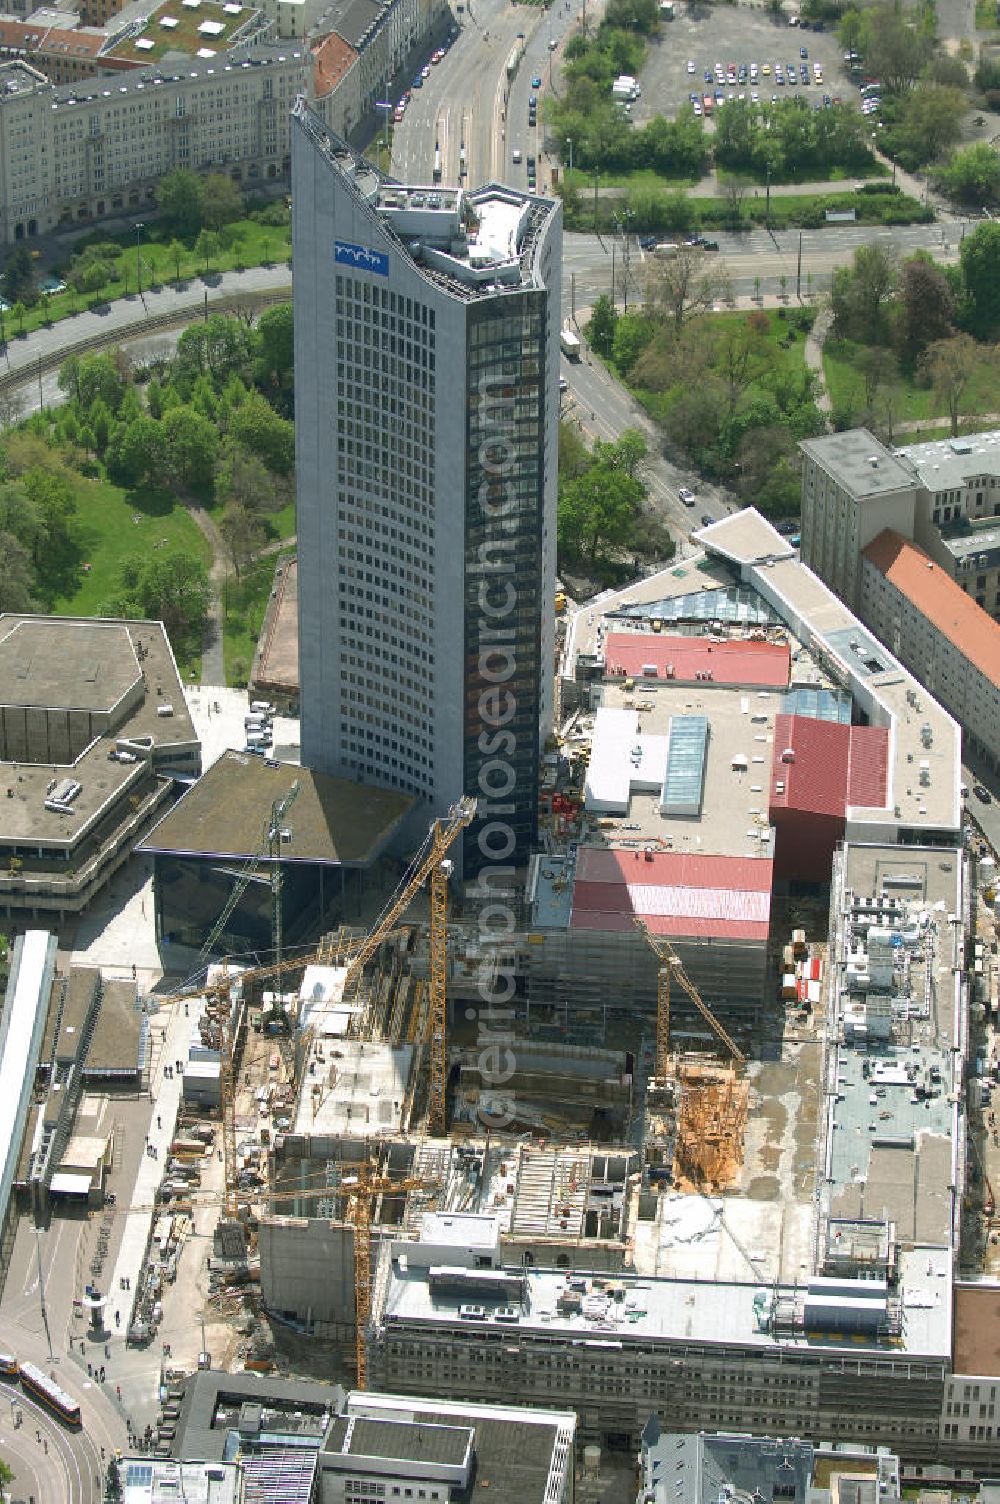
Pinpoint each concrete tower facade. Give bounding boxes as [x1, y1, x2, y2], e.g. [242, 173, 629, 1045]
[291, 102, 561, 872]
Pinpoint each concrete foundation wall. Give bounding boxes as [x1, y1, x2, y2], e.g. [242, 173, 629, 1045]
[259, 1216, 356, 1329]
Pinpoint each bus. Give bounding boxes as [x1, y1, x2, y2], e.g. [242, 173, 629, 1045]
[0, 1352, 17, 1378]
[433, 146, 442, 183]
[18, 1362, 82, 1427]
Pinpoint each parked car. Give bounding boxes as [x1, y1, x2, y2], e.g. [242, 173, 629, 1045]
[701, 513, 714, 527]
[638, 234, 658, 249]
[974, 784, 993, 804]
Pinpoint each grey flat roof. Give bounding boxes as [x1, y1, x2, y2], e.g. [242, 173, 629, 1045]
[336, 1395, 574, 1504]
[49, 43, 304, 109]
[86, 977, 142, 1074]
[381, 1245, 952, 1359]
[897, 429, 1000, 493]
[334, 1415, 472, 1466]
[0, 619, 138, 711]
[800, 430, 917, 498]
[172, 1370, 343, 1461]
[138, 751, 415, 867]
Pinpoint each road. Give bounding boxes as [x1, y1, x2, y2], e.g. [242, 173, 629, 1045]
[0, 1215, 128, 1503]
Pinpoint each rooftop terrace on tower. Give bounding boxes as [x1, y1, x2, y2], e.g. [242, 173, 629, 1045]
[292, 102, 560, 299]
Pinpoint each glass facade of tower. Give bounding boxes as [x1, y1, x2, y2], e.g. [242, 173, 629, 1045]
[464, 295, 548, 873]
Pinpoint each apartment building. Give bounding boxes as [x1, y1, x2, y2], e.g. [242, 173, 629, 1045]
[861, 529, 1000, 773]
[800, 427, 1000, 622]
[799, 430, 920, 612]
[0, 46, 305, 241]
[291, 105, 561, 873]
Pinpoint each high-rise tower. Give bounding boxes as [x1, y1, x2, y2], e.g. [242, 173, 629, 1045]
[291, 102, 561, 873]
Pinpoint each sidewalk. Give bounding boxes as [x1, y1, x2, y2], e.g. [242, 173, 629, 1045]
[104, 993, 201, 1339]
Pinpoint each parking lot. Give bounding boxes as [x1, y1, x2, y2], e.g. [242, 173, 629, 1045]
[631, 9, 854, 129]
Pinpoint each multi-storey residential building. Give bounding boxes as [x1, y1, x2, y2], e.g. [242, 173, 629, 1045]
[0, 47, 305, 241]
[799, 430, 920, 612]
[799, 428, 1000, 767]
[291, 104, 561, 873]
[861, 529, 1000, 774]
[800, 427, 1000, 622]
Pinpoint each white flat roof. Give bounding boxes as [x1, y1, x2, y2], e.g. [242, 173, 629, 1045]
[0, 932, 54, 1219]
[51, 1170, 92, 1195]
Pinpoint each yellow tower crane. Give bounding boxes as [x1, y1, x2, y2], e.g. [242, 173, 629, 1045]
[341, 795, 476, 1134]
[633, 917, 745, 1073]
[340, 1165, 435, 1390]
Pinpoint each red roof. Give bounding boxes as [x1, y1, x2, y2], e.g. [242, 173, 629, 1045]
[864, 528, 1000, 687]
[312, 31, 356, 97]
[769, 715, 889, 819]
[604, 633, 790, 688]
[570, 849, 772, 941]
[846, 724, 890, 808]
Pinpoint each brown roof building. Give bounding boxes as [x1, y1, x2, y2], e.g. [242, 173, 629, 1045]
[860, 528, 1000, 773]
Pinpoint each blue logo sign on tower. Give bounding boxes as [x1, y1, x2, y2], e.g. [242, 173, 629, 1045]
[335, 240, 389, 277]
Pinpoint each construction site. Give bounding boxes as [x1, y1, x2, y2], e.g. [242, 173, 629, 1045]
[7, 510, 1000, 1468]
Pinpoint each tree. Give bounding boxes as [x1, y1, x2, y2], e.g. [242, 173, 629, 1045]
[857, 345, 900, 409]
[229, 391, 295, 474]
[587, 295, 617, 358]
[900, 83, 965, 165]
[201, 172, 244, 232]
[253, 302, 294, 413]
[938, 143, 1000, 206]
[921, 334, 982, 435]
[723, 174, 752, 228]
[11, 303, 26, 338]
[1, 245, 37, 308]
[107, 550, 210, 643]
[161, 405, 220, 492]
[158, 168, 204, 239]
[195, 229, 222, 274]
[558, 462, 644, 562]
[831, 244, 898, 341]
[176, 315, 253, 391]
[0, 1456, 13, 1501]
[219, 500, 266, 580]
[0, 531, 38, 612]
[105, 415, 168, 487]
[895, 254, 954, 366]
[859, 2, 932, 94]
[645, 245, 731, 333]
[216, 441, 285, 515]
[168, 239, 186, 283]
[610, 310, 656, 374]
[959, 220, 1000, 336]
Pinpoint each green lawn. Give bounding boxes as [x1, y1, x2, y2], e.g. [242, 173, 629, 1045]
[976, 0, 998, 27]
[50, 473, 211, 675]
[3, 216, 291, 340]
[704, 306, 814, 383]
[222, 551, 292, 685]
[824, 335, 1000, 424]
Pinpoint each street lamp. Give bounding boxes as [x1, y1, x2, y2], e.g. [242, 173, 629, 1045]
[135, 221, 144, 299]
[565, 136, 573, 177]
